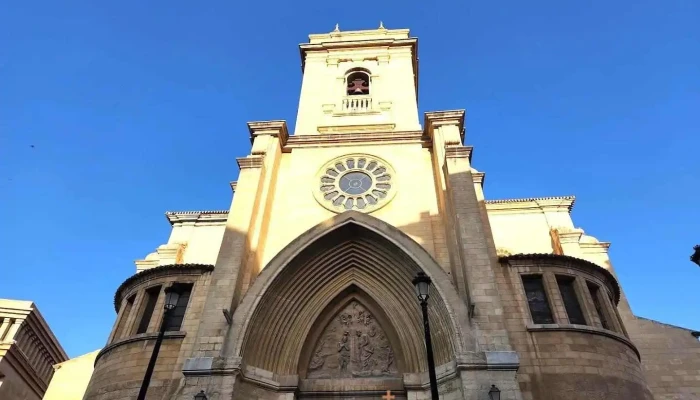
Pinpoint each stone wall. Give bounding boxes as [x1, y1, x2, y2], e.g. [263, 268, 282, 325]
[84, 265, 213, 400]
[43, 349, 100, 400]
[84, 334, 185, 400]
[498, 255, 654, 400]
[626, 317, 700, 400]
[0, 354, 43, 400]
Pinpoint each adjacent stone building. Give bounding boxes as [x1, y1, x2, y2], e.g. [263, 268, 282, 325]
[83, 26, 700, 400]
[43, 350, 99, 400]
[0, 299, 67, 400]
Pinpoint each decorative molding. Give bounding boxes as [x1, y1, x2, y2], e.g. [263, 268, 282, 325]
[299, 30, 418, 96]
[317, 123, 396, 134]
[165, 210, 229, 225]
[95, 331, 186, 365]
[285, 130, 428, 149]
[229, 181, 237, 193]
[444, 146, 473, 160]
[248, 120, 289, 147]
[0, 300, 68, 369]
[472, 172, 485, 186]
[113, 264, 214, 312]
[423, 110, 466, 141]
[485, 196, 576, 214]
[527, 324, 640, 360]
[237, 156, 264, 169]
[235, 212, 464, 376]
[499, 253, 620, 304]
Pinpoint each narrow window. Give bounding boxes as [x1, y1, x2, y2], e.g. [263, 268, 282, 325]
[522, 275, 554, 324]
[164, 283, 193, 332]
[587, 283, 611, 330]
[136, 286, 161, 334]
[114, 294, 136, 339]
[556, 276, 586, 325]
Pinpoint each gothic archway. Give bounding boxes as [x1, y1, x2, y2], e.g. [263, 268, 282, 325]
[225, 211, 475, 382]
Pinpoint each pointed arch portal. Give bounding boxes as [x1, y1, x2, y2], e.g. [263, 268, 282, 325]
[227, 211, 475, 392]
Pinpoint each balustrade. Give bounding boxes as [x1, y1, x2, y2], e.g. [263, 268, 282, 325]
[342, 96, 373, 112]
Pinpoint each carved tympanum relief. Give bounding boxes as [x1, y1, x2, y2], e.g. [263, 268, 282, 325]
[306, 301, 399, 379]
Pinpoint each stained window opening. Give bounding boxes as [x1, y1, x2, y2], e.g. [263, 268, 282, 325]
[522, 275, 554, 324]
[556, 276, 586, 325]
[164, 283, 193, 332]
[114, 294, 136, 339]
[136, 286, 161, 334]
[587, 282, 611, 330]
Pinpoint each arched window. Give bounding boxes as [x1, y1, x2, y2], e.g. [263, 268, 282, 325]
[346, 69, 370, 96]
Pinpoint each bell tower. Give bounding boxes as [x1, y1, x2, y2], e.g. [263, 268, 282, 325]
[294, 24, 421, 134]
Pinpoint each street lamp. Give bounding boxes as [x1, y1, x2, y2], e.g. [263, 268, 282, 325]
[194, 390, 208, 400]
[137, 286, 181, 400]
[488, 384, 501, 400]
[691, 245, 700, 267]
[412, 272, 439, 400]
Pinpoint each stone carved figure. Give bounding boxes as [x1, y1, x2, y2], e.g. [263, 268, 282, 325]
[383, 346, 394, 373]
[309, 337, 328, 371]
[306, 301, 398, 379]
[337, 331, 350, 371]
[356, 331, 375, 374]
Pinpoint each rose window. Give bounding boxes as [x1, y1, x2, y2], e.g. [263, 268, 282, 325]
[313, 155, 396, 213]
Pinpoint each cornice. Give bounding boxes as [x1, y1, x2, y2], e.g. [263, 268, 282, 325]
[316, 123, 396, 135]
[284, 130, 429, 149]
[230, 181, 237, 193]
[485, 196, 576, 213]
[237, 156, 264, 169]
[298, 29, 419, 98]
[0, 300, 68, 363]
[444, 146, 473, 161]
[472, 172, 485, 186]
[499, 253, 620, 304]
[113, 264, 214, 312]
[300, 36, 417, 71]
[165, 210, 229, 225]
[423, 110, 465, 141]
[248, 120, 289, 147]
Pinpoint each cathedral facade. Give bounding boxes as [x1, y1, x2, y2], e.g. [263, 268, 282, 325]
[83, 27, 700, 400]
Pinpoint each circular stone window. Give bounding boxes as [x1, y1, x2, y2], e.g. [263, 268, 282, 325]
[313, 154, 397, 213]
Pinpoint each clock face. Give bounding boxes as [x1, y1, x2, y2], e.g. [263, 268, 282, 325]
[314, 155, 397, 213]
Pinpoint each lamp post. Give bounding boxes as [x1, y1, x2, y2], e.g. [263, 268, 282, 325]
[412, 272, 439, 400]
[194, 390, 208, 400]
[488, 384, 501, 400]
[137, 286, 181, 400]
[691, 245, 700, 267]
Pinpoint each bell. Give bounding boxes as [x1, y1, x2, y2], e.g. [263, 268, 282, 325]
[351, 79, 367, 94]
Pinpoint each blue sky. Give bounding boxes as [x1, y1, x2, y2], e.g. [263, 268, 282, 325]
[1, 1, 698, 357]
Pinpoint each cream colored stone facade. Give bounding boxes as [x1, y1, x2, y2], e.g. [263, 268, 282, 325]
[42, 350, 99, 400]
[0, 299, 67, 400]
[83, 26, 700, 400]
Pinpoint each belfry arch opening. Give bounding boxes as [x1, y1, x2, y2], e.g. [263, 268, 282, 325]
[346, 69, 371, 96]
